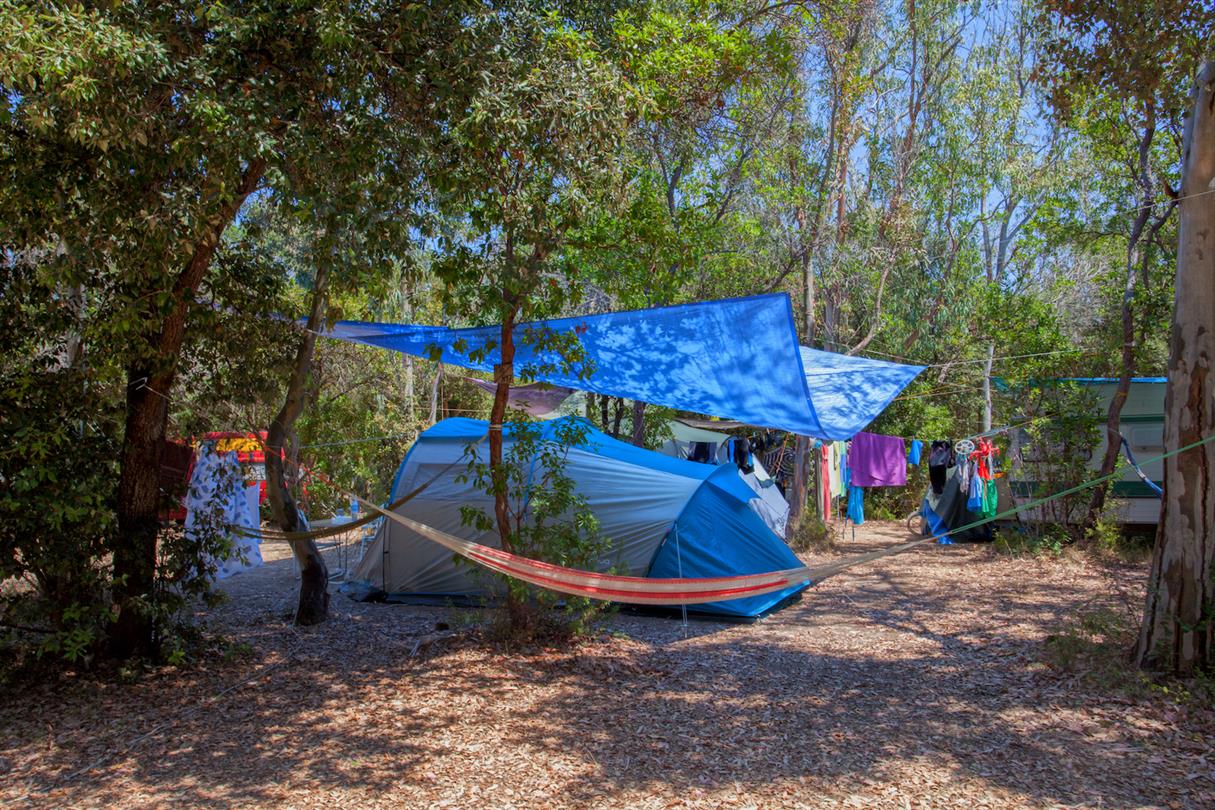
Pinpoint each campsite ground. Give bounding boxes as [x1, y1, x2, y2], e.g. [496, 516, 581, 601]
[3, 521, 1213, 809]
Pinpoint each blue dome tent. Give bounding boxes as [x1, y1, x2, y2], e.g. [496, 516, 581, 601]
[348, 417, 809, 619]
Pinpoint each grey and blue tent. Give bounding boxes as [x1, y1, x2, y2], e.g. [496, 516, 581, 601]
[348, 417, 809, 619]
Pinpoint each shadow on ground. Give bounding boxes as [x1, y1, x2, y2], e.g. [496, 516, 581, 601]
[2, 530, 1211, 808]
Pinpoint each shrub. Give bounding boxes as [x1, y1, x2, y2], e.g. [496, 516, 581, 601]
[789, 516, 838, 553]
[457, 415, 616, 645]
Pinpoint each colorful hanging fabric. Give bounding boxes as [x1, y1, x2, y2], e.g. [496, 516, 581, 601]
[966, 473, 983, 512]
[981, 479, 998, 519]
[187, 446, 262, 580]
[821, 443, 833, 521]
[908, 439, 923, 465]
[849, 431, 908, 487]
[846, 485, 865, 525]
[828, 441, 844, 497]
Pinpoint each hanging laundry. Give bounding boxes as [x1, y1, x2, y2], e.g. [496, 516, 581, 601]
[821, 443, 833, 521]
[966, 472, 983, 512]
[840, 440, 850, 493]
[187, 446, 262, 580]
[848, 432, 908, 487]
[908, 439, 923, 466]
[928, 440, 953, 495]
[846, 485, 864, 525]
[828, 441, 844, 498]
[981, 478, 998, 519]
[966, 438, 1002, 519]
[957, 457, 971, 496]
[732, 436, 755, 474]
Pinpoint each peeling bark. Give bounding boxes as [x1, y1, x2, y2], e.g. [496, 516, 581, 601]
[1134, 62, 1215, 676]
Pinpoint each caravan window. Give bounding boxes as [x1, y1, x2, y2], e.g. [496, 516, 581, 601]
[1131, 425, 1164, 451]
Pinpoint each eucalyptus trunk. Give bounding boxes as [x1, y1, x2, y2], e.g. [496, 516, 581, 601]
[1134, 62, 1215, 675]
[981, 343, 994, 433]
[428, 363, 442, 424]
[265, 266, 330, 626]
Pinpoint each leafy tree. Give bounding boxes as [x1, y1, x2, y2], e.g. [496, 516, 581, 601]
[1036, 0, 1214, 535]
[427, 11, 635, 631]
[457, 418, 612, 641]
[0, 0, 491, 658]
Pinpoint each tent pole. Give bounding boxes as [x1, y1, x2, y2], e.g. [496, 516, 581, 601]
[674, 525, 689, 638]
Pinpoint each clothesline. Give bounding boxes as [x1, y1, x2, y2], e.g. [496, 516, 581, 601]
[859, 346, 1096, 369]
[891, 382, 989, 403]
[300, 433, 414, 449]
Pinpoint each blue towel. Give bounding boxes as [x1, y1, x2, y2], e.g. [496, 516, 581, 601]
[966, 472, 983, 512]
[847, 485, 865, 525]
[908, 439, 923, 465]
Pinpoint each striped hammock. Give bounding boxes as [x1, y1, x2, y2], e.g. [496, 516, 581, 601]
[370, 504, 813, 606]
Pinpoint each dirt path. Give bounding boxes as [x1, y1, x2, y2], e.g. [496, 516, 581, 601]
[3, 522, 1213, 808]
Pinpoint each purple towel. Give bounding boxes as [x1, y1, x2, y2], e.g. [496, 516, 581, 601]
[849, 432, 907, 487]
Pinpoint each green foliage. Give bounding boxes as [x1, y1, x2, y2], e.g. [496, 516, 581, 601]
[1040, 603, 1215, 708]
[1, 0, 512, 659]
[1012, 381, 1102, 536]
[1, 0, 1208, 668]
[991, 526, 1066, 558]
[1084, 518, 1154, 564]
[457, 417, 615, 642]
[1036, 0, 1214, 121]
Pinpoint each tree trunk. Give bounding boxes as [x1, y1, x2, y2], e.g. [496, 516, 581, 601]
[611, 397, 625, 438]
[428, 362, 442, 424]
[489, 303, 528, 627]
[266, 266, 330, 626]
[631, 400, 647, 447]
[401, 278, 415, 423]
[786, 436, 812, 539]
[1134, 62, 1215, 676]
[489, 305, 518, 554]
[110, 158, 266, 659]
[1081, 113, 1157, 536]
[981, 342, 994, 433]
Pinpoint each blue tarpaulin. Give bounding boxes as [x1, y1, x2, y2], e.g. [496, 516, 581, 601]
[319, 293, 923, 440]
[799, 346, 924, 440]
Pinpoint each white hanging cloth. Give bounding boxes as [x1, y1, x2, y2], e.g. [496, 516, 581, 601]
[185, 445, 263, 579]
